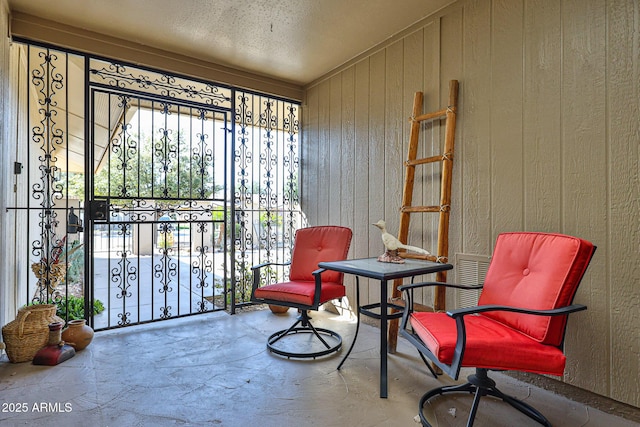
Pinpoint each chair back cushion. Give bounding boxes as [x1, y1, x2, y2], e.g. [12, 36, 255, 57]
[289, 226, 352, 283]
[477, 232, 595, 346]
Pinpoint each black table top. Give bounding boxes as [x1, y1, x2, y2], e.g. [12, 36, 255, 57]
[318, 257, 452, 281]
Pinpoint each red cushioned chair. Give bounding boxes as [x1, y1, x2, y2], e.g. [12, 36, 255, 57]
[399, 232, 596, 427]
[251, 226, 352, 359]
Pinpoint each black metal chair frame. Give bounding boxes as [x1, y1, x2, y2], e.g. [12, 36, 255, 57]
[251, 261, 342, 359]
[399, 277, 592, 427]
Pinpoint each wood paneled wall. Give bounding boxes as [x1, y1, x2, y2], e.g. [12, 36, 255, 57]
[302, 0, 639, 407]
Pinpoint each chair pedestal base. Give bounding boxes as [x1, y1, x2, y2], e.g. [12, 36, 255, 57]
[418, 369, 551, 427]
[266, 311, 342, 359]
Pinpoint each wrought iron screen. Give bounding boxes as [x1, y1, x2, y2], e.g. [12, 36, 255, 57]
[233, 92, 304, 305]
[6, 41, 302, 330]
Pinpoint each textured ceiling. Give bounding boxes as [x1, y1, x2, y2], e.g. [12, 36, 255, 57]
[7, 0, 454, 85]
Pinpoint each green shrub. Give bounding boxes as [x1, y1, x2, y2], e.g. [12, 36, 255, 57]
[63, 241, 84, 285]
[29, 296, 104, 321]
[56, 295, 105, 320]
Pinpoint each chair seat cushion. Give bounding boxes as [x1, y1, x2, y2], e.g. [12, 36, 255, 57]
[254, 280, 345, 307]
[410, 312, 567, 376]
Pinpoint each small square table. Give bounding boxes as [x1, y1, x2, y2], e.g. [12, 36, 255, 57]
[318, 257, 453, 398]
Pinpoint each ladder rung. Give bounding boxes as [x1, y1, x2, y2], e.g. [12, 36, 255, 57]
[388, 298, 434, 313]
[399, 252, 437, 262]
[412, 108, 448, 123]
[405, 154, 443, 166]
[401, 205, 440, 213]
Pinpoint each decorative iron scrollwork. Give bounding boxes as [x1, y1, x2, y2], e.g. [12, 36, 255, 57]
[30, 49, 67, 305]
[89, 59, 232, 108]
[233, 93, 302, 302]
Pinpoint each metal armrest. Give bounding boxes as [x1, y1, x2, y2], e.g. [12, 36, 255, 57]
[251, 261, 291, 272]
[311, 268, 328, 308]
[398, 281, 483, 292]
[312, 268, 327, 277]
[399, 282, 483, 318]
[446, 304, 587, 318]
[250, 261, 292, 302]
[398, 281, 483, 333]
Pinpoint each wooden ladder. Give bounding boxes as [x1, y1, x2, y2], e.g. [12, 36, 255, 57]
[388, 80, 459, 352]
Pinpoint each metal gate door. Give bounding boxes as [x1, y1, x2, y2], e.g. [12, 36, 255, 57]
[9, 44, 302, 329]
[87, 88, 231, 330]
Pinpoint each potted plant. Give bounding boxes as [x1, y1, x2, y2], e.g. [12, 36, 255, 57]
[31, 237, 83, 301]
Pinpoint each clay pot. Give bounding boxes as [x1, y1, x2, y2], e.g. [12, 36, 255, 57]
[61, 319, 94, 351]
[268, 304, 290, 314]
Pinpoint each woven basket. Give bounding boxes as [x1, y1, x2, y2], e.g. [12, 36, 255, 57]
[2, 304, 63, 363]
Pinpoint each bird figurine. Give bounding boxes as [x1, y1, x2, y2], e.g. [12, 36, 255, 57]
[372, 220, 430, 263]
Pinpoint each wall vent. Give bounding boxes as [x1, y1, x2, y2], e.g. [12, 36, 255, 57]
[454, 253, 491, 309]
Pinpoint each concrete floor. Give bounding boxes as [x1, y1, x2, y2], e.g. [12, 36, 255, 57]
[1, 307, 638, 427]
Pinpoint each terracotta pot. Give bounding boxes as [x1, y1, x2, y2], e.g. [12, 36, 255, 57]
[61, 319, 94, 351]
[268, 304, 290, 314]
